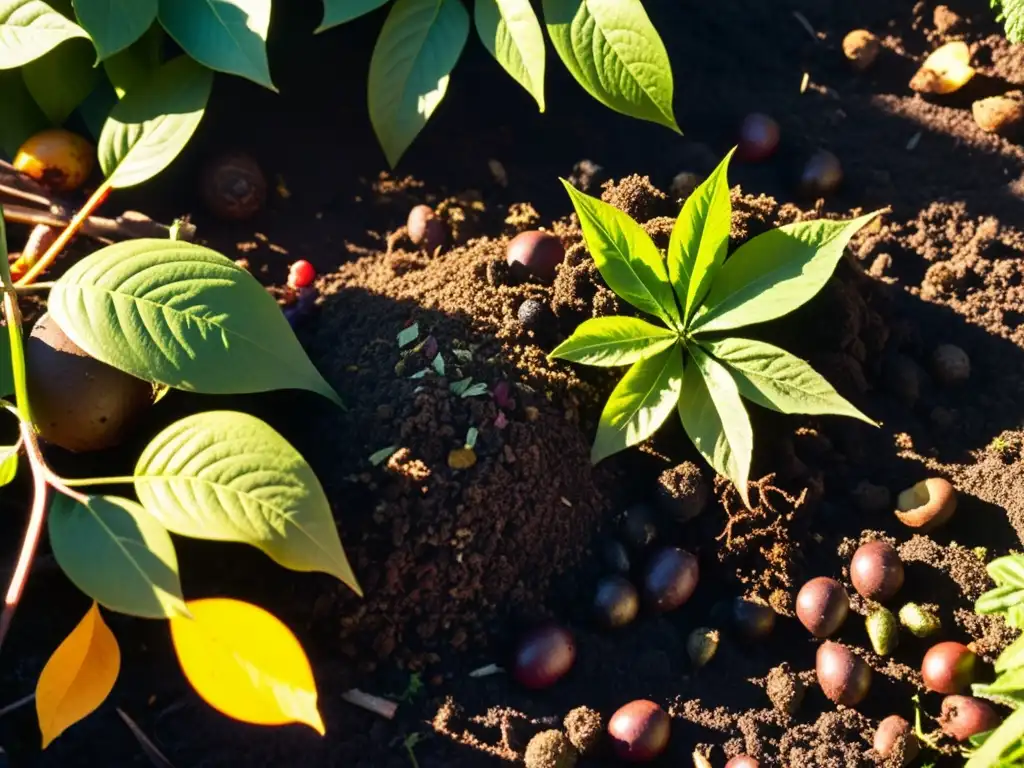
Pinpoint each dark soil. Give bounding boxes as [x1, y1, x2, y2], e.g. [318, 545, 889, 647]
[5, 0, 1024, 766]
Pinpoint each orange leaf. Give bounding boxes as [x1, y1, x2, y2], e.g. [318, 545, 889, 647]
[36, 602, 120, 748]
[169, 598, 325, 735]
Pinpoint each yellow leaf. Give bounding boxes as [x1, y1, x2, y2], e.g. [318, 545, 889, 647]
[169, 598, 325, 734]
[36, 602, 120, 748]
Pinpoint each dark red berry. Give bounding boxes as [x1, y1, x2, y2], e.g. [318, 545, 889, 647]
[725, 757, 760, 768]
[506, 230, 565, 283]
[643, 547, 699, 613]
[873, 715, 919, 765]
[799, 150, 843, 197]
[796, 577, 849, 637]
[288, 259, 315, 289]
[730, 598, 776, 640]
[850, 541, 904, 602]
[407, 204, 446, 253]
[512, 625, 575, 689]
[593, 575, 640, 629]
[940, 695, 1000, 742]
[607, 700, 670, 762]
[816, 641, 871, 707]
[922, 642, 978, 694]
[737, 113, 780, 162]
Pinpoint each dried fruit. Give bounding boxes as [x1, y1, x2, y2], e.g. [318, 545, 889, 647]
[593, 575, 639, 629]
[729, 598, 776, 640]
[843, 30, 881, 72]
[866, 607, 899, 655]
[895, 477, 957, 530]
[898, 603, 941, 638]
[621, 503, 659, 551]
[686, 627, 720, 668]
[564, 706, 603, 754]
[524, 729, 578, 768]
[850, 540, 904, 602]
[873, 715, 919, 765]
[607, 700, 670, 762]
[939, 695, 1000, 742]
[407, 205, 446, 253]
[766, 663, 805, 716]
[447, 447, 477, 470]
[517, 298, 549, 331]
[930, 344, 970, 387]
[643, 547, 699, 613]
[669, 171, 701, 200]
[796, 577, 849, 637]
[921, 641, 978, 694]
[725, 757, 760, 768]
[799, 150, 843, 197]
[973, 92, 1024, 136]
[910, 41, 975, 95]
[26, 313, 154, 452]
[513, 625, 575, 689]
[737, 113, 780, 162]
[13, 129, 95, 192]
[11, 224, 59, 280]
[506, 230, 565, 283]
[200, 151, 267, 221]
[816, 641, 872, 707]
[287, 260, 316, 289]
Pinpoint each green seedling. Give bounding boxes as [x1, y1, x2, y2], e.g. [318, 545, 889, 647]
[550, 150, 879, 504]
[992, 0, 1024, 43]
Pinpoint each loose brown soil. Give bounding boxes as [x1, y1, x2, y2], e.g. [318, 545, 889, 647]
[5, 0, 1024, 766]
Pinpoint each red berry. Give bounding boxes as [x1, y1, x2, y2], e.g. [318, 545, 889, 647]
[288, 260, 316, 289]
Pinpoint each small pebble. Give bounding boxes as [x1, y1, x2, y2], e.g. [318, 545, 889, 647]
[518, 299, 549, 331]
[973, 92, 1024, 136]
[843, 30, 881, 71]
[930, 344, 970, 387]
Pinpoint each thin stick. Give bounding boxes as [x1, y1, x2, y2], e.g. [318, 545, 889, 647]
[0, 184, 53, 210]
[792, 11, 819, 42]
[0, 692, 34, 719]
[116, 708, 176, 768]
[341, 689, 398, 719]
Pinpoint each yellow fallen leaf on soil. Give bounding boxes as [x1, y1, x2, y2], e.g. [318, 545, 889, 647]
[169, 598, 325, 734]
[910, 41, 975, 94]
[36, 602, 120, 748]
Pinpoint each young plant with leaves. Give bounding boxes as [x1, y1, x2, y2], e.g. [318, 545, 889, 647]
[0, 199, 357, 742]
[550, 150, 879, 505]
[992, 0, 1024, 43]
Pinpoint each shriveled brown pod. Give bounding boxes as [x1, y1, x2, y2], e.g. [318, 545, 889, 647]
[895, 478, 957, 530]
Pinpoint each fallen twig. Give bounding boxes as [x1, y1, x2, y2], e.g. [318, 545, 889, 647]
[341, 688, 398, 719]
[792, 11, 819, 42]
[117, 708, 176, 768]
[0, 692, 33, 719]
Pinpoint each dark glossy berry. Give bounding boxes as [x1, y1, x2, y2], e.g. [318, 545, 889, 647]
[799, 150, 843, 197]
[507, 230, 565, 283]
[922, 642, 978, 694]
[730, 598, 776, 640]
[200, 151, 267, 220]
[737, 113, 780, 162]
[407, 204, 446, 253]
[873, 715, 919, 765]
[593, 575, 639, 629]
[288, 259, 316, 289]
[816, 641, 872, 707]
[607, 700, 670, 762]
[513, 625, 575, 689]
[517, 299, 548, 331]
[725, 757, 760, 768]
[600, 538, 631, 575]
[940, 695, 1000, 742]
[621, 504, 659, 551]
[643, 547, 699, 613]
[796, 577, 849, 637]
[850, 541, 904, 602]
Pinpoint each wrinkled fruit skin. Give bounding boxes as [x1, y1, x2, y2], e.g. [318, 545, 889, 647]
[513, 625, 575, 689]
[799, 150, 843, 197]
[593, 575, 640, 629]
[725, 757, 760, 768]
[850, 540, 904, 602]
[921, 642, 978, 694]
[731, 598, 776, 640]
[796, 577, 850, 637]
[507, 230, 565, 283]
[407, 205, 446, 253]
[200, 151, 267, 221]
[816, 641, 872, 707]
[26, 314, 154, 452]
[737, 113, 780, 162]
[940, 695, 1000, 742]
[896, 477, 957, 530]
[873, 715, 920, 765]
[14, 129, 95, 192]
[643, 547, 699, 613]
[866, 607, 899, 656]
[607, 700, 670, 762]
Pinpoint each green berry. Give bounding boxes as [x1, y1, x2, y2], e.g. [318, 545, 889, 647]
[866, 607, 899, 655]
[687, 627, 720, 668]
[899, 603, 941, 638]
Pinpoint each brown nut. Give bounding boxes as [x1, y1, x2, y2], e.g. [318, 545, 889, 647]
[973, 92, 1024, 136]
[843, 30, 881, 72]
[895, 477, 957, 530]
[200, 151, 267, 221]
[910, 41, 975, 95]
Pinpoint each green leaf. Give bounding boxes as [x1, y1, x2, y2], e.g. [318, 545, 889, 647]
[22, 38, 97, 123]
[73, 0, 156, 60]
[474, 0, 545, 112]
[157, 0, 274, 90]
[678, 345, 752, 508]
[0, 68, 47, 155]
[699, 336, 875, 425]
[102, 21, 162, 97]
[691, 211, 882, 335]
[98, 54, 212, 188]
[966, 707, 1024, 768]
[561, 179, 681, 328]
[549, 315, 677, 367]
[542, 0, 677, 132]
[47, 239, 342, 404]
[75, 74, 116, 137]
[977, 667, 1024, 701]
[0, 0, 89, 69]
[591, 342, 682, 464]
[134, 411, 361, 594]
[991, 555, 1024, 589]
[978, 584, 1024, 617]
[994, 0, 1024, 42]
[368, 0, 470, 167]
[998, 634, 1024, 674]
[316, 0, 389, 32]
[0, 215, 26, 419]
[48, 493, 187, 618]
[668, 148, 734, 326]
[0, 444, 18, 486]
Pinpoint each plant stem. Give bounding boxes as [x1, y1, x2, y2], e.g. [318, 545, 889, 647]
[13, 282, 55, 293]
[58, 475, 135, 488]
[16, 180, 112, 287]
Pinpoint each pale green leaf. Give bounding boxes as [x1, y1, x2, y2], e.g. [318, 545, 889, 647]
[691, 211, 882, 334]
[22, 38, 97, 123]
[993, 0, 1024, 43]
[0, 67, 47, 154]
[542, 0, 677, 132]
[0, 0, 89, 69]
[0, 443, 18, 486]
[73, 0, 156, 59]
[98, 54, 212, 187]
[474, 0, 545, 111]
[561, 179, 681, 328]
[668, 148, 734, 325]
[678, 346, 752, 508]
[134, 411, 361, 594]
[991, 555, 1024, 589]
[49, 493, 186, 618]
[965, 707, 1024, 768]
[978, 585, 1024, 617]
[998, 634, 1024, 674]
[591, 342, 682, 464]
[549, 315, 677, 367]
[157, 0, 274, 89]
[316, 0, 389, 32]
[0, 215, 27, 420]
[102, 21, 162, 97]
[47, 239, 342, 404]
[699, 336, 875, 424]
[368, 0, 469, 167]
